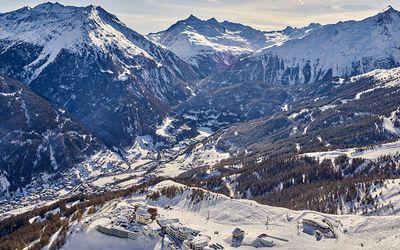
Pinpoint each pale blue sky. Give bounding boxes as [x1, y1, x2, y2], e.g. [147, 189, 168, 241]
[0, 1, 398, 34]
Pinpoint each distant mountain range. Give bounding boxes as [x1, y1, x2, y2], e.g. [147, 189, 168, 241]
[148, 15, 321, 76]
[1, 2, 400, 198]
[211, 6, 400, 85]
[156, 6, 400, 144]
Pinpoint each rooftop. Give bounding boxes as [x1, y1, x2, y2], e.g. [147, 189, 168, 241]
[157, 218, 180, 227]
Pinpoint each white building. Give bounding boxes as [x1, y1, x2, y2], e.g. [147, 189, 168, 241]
[144, 222, 162, 238]
[166, 222, 200, 242]
[157, 218, 180, 229]
[163, 235, 178, 250]
[183, 235, 211, 250]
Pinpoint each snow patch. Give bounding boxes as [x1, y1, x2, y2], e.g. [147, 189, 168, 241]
[0, 174, 10, 193]
[303, 140, 400, 160]
[155, 117, 174, 138]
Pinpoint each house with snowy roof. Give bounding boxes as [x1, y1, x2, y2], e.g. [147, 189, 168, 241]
[183, 235, 211, 250]
[135, 206, 152, 224]
[144, 222, 162, 238]
[156, 218, 180, 230]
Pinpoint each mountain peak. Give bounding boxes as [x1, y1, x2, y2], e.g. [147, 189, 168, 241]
[206, 17, 219, 25]
[184, 14, 203, 23]
[27, 2, 104, 16]
[283, 25, 296, 33]
[307, 22, 322, 28]
[380, 5, 396, 13]
[33, 2, 64, 11]
[0, 2, 160, 82]
[376, 5, 400, 16]
[374, 5, 399, 24]
[282, 22, 321, 34]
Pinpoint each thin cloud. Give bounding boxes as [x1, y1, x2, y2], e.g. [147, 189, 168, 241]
[0, 0, 398, 34]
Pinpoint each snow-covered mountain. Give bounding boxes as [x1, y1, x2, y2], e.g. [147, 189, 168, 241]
[3, 4, 400, 243]
[0, 75, 113, 193]
[143, 7, 400, 148]
[0, 2, 199, 151]
[167, 68, 400, 216]
[155, 6, 400, 144]
[148, 15, 321, 76]
[199, 67, 400, 159]
[215, 6, 400, 85]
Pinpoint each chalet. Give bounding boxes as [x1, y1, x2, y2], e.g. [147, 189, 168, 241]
[232, 228, 244, 238]
[148, 207, 158, 220]
[231, 228, 245, 246]
[133, 205, 158, 224]
[135, 207, 152, 224]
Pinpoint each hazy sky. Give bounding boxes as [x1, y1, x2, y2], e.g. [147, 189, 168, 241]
[0, 0, 398, 34]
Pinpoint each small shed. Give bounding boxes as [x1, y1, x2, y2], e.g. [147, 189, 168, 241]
[148, 207, 158, 219]
[231, 228, 245, 246]
[232, 228, 244, 238]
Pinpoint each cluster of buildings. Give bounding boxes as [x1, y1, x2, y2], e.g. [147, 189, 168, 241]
[97, 204, 162, 240]
[95, 203, 230, 249]
[156, 218, 202, 249]
[1, 170, 99, 215]
[155, 217, 211, 249]
[95, 202, 340, 249]
[156, 217, 226, 250]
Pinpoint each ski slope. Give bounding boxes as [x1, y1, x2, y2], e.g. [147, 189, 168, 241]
[61, 180, 400, 250]
[303, 140, 400, 160]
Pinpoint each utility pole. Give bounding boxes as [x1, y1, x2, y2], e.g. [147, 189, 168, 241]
[297, 222, 301, 235]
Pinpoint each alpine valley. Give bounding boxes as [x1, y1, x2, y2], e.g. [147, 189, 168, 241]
[1, 2, 400, 250]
